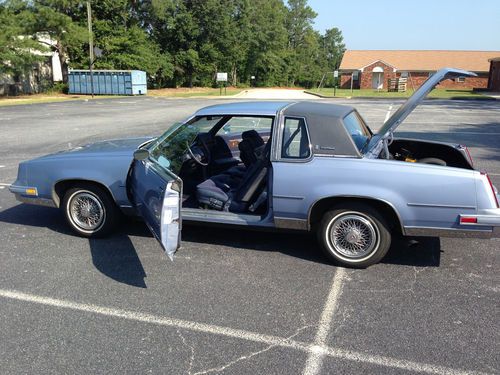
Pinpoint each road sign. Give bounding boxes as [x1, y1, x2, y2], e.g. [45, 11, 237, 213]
[93, 47, 103, 58]
[333, 70, 339, 78]
[216, 72, 228, 82]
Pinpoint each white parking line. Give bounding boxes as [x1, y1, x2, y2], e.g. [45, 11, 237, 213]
[303, 268, 346, 375]
[0, 288, 491, 375]
[384, 104, 393, 123]
[0, 288, 308, 351]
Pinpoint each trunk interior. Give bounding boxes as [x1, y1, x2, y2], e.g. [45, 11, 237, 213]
[387, 138, 474, 170]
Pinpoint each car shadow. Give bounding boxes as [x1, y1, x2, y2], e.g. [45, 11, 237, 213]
[0, 204, 442, 283]
[180, 223, 442, 268]
[0, 204, 148, 288]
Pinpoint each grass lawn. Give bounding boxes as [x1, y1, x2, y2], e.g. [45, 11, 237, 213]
[0, 87, 243, 107]
[0, 94, 128, 107]
[307, 88, 494, 99]
[148, 87, 243, 97]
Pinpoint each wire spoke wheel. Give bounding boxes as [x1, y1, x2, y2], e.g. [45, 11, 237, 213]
[68, 192, 105, 231]
[329, 213, 378, 259]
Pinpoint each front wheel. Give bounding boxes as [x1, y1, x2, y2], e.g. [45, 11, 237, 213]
[62, 183, 118, 237]
[317, 203, 391, 268]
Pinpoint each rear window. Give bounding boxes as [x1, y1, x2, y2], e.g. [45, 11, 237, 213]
[343, 111, 371, 153]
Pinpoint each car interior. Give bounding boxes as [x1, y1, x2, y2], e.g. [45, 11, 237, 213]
[178, 115, 274, 216]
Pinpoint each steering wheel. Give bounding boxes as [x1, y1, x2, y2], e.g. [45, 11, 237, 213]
[186, 142, 209, 166]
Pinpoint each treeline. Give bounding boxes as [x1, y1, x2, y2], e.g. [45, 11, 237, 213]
[0, 0, 345, 88]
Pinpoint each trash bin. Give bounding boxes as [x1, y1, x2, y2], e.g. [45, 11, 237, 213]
[68, 70, 147, 95]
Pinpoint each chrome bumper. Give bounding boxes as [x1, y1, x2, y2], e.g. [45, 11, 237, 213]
[9, 185, 57, 208]
[405, 208, 500, 239]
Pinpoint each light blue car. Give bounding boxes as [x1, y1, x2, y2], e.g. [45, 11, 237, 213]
[10, 68, 500, 267]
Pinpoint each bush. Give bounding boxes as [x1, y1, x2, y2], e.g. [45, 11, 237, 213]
[44, 82, 69, 94]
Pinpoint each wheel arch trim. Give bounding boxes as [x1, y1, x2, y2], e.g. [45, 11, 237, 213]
[307, 195, 406, 235]
[52, 178, 117, 208]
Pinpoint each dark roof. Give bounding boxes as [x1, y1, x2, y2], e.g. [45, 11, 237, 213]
[284, 102, 359, 157]
[284, 101, 353, 118]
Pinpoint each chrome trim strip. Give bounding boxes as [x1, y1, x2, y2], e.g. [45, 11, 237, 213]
[404, 226, 495, 239]
[307, 195, 406, 234]
[9, 185, 37, 196]
[314, 154, 360, 158]
[271, 102, 296, 162]
[407, 203, 476, 209]
[274, 217, 308, 231]
[274, 114, 314, 163]
[14, 194, 56, 208]
[273, 195, 304, 200]
[459, 214, 500, 226]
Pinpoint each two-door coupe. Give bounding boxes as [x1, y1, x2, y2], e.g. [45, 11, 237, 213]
[10, 68, 500, 267]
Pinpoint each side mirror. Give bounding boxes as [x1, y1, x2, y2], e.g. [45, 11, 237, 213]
[133, 148, 150, 161]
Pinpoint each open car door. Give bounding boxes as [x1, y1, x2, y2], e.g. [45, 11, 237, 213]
[128, 149, 182, 259]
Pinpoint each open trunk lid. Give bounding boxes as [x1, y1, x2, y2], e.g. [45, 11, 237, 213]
[365, 68, 477, 158]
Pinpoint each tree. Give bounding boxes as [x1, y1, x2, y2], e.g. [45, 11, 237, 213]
[0, 2, 48, 79]
[321, 27, 346, 71]
[285, 0, 319, 86]
[1, 0, 346, 89]
[26, 0, 88, 83]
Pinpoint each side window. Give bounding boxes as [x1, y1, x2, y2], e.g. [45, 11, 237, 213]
[281, 117, 311, 159]
[216, 116, 273, 151]
[217, 116, 272, 136]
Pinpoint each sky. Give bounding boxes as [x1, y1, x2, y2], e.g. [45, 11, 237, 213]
[308, 0, 500, 51]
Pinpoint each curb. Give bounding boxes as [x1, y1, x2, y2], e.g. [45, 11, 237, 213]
[304, 91, 497, 101]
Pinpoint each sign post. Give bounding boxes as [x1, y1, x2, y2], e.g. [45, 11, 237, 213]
[350, 71, 358, 93]
[86, 1, 94, 98]
[333, 70, 338, 97]
[216, 72, 228, 96]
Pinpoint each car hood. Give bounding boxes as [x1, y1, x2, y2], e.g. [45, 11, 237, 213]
[36, 137, 155, 160]
[365, 67, 477, 157]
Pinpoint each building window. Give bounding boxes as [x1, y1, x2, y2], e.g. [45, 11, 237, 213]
[456, 76, 466, 83]
[400, 71, 408, 78]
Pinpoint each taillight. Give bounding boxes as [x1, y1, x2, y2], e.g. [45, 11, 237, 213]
[460, 216, 477, 224]
[459, 144, 474, 167]
[481, 171, 499, 208]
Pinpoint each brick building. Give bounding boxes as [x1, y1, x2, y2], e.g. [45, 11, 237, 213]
[488, 57, 500, 91]
[338, 50, 500, 90]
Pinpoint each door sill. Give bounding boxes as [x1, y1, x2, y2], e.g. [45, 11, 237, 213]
[181, 207, 273, 227]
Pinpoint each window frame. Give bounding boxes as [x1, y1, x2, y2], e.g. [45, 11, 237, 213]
[276, 116, 313, 163]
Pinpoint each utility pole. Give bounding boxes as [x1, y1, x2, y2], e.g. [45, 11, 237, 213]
[87, 1, 94, 98]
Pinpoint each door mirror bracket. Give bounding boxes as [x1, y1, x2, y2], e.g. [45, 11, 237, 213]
[134, 148, 150, 161]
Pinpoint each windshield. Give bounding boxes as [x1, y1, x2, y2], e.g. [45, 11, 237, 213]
[343, 111, 372, 153]
[148, 116, 221, 175]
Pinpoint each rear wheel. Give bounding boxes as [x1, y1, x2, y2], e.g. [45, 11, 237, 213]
[62, 183, 118, 237]
[317, 203, 391, 268]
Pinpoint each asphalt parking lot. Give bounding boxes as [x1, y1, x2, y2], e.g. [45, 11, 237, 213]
[0, 96, 499, 374]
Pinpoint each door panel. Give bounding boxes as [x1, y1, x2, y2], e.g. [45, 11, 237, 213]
[129, 158, 181, 259]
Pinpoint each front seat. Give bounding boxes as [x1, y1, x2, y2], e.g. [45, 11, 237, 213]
[196, 144, 269, 213]
[238, 130, 264, 167]
[214, 129, 266, 188]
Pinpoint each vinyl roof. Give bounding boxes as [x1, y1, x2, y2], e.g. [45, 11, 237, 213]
[339, 50, 500, 72]
[284, 101, 353, 118]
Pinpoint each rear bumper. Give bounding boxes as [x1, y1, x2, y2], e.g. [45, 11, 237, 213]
[405, 208, 500, 239]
